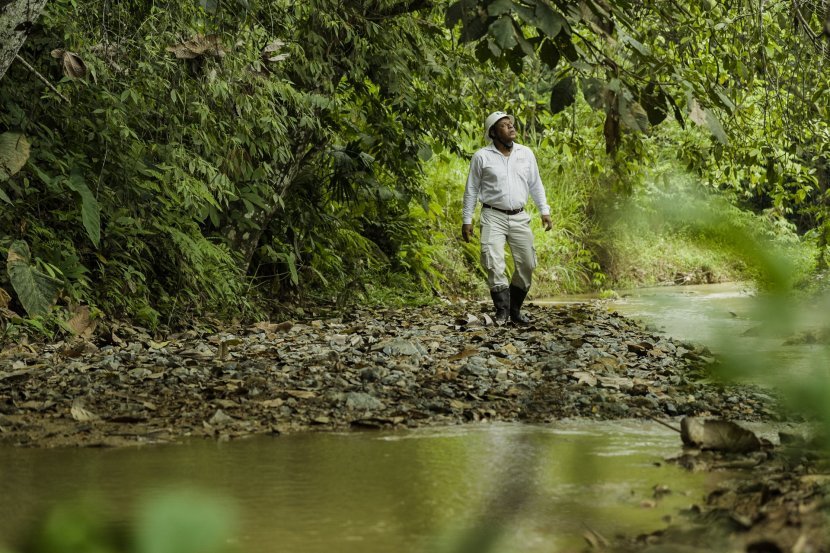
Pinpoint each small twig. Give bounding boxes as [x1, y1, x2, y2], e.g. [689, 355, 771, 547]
[645, 414, 682, 433]
[14, 54, 70, 103]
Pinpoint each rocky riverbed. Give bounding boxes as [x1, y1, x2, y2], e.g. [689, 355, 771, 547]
[0, 300, 780, 448]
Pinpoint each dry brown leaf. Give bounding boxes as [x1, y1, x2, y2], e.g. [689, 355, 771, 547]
[258, 399, 284, 408]
[286, 390, 316, 399]
[689, 98, 707, 126]
[262, 40, 289, 62]
[70, 399, 98, 422]
[67, 305, 96, 337]
[0, 288, 10, 309]
[166, 34, 226, 59]
[448, 346, 478, 361]
[0, 307, 20, 319]
[252, 320, 293, 333]
[62, 51, 88, 78]
[51, 49, 88, 78]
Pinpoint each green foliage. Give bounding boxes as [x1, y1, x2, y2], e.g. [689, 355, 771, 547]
[5, 240, 61, 317]
[0, 0, 484, 329]
[598, 163, 816, 291]
[1, 0, 828, 332]
[9, 491, 235, 553]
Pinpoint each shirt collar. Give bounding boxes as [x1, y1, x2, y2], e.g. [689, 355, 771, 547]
[484, 142, 521, 153]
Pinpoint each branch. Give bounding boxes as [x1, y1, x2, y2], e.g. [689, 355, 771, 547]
[14, 54, 70, 103]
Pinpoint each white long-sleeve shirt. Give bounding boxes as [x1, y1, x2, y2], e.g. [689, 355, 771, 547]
[462, 143, 550, 225]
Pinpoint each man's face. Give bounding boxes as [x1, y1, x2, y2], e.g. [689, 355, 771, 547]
[492, 117, 516, 142]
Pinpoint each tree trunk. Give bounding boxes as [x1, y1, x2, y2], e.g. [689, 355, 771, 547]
[224, 161, 304, 270]
[0, 0, 49, 82]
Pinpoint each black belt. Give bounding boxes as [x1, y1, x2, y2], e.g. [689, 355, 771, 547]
[483, 203, 524, 215]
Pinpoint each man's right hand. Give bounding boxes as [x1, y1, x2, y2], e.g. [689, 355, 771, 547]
[461, 224, 473, 243]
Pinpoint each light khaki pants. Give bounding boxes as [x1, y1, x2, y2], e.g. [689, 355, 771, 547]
[479, 208, 537, 292]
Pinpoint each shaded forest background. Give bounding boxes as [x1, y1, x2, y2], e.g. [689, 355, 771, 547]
[1, 0, 829, 336]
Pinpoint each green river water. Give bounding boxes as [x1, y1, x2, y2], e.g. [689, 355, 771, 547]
[0, 282, 820, 552]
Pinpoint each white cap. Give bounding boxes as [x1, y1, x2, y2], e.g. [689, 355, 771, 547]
[484, 111, 515, 143]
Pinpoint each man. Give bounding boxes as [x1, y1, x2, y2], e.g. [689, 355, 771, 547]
[462, 111, 552, 325]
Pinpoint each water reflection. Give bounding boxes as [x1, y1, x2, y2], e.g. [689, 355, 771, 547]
[0, 422, 726, 553]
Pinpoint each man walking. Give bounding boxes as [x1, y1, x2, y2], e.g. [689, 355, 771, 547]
[461, 111, 552, 325]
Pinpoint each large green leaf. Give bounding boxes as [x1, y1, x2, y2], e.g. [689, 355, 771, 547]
[513, 20, 535, 56]
[486, 0, 513, 16]
[6, 241, 62, 317]
[461, 13, 491, 43]
[534, 2, 566, 37]
[619, 98, 649, 132]
[550, 76, 576, 115]
[705, 108, 729, 145]
[0, 187, 11, 205]
[640, 83, 669, 126]
[490, 16, 517, 50]
[581, 77, 605, 110]
[476, 39, 495, 61]
[555, 33, 579, 61]
[0, 132, 30, 181]
[65, 171, 102, 248]
[507, 44, 525, 74]
[539, 38, 560, 69]
[445, 1, 463, 27]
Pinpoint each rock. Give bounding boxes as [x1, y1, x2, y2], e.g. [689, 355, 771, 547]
[380, 339, 427, 357]
[345, 392, 385, 411]
[209, 409, 234, 425]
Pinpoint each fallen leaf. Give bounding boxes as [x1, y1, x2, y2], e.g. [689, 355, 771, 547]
[448, 346, 479, 361]
[455, 314, 480, 326]
[252, 320, 293, 333]
[147, 340, 170, 349]
[572, 371, 597, 387]
[286, 390, 316, 399]
[67, 305, 96, 337]
[258, 399, 284, 408]
[70, 399, 98, 422]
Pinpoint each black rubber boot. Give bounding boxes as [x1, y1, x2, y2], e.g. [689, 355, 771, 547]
[509, 285, 531, 325]
[490, 287, 510, 325]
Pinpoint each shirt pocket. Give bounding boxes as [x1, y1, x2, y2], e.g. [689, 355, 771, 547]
[513, 156, 532, 182]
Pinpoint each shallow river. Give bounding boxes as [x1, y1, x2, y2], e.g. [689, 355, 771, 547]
[0, 283, 811, 552]
[597, 282, 830, 387]
[1, 422, 739, 553]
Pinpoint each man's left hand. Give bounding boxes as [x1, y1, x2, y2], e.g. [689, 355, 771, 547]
[541, 214, 552, 232]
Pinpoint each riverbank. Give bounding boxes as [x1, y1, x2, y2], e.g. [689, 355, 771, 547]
[0, 300, 779, 448]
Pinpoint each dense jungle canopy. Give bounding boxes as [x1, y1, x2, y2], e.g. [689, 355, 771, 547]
[1, 0, 829, 334]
